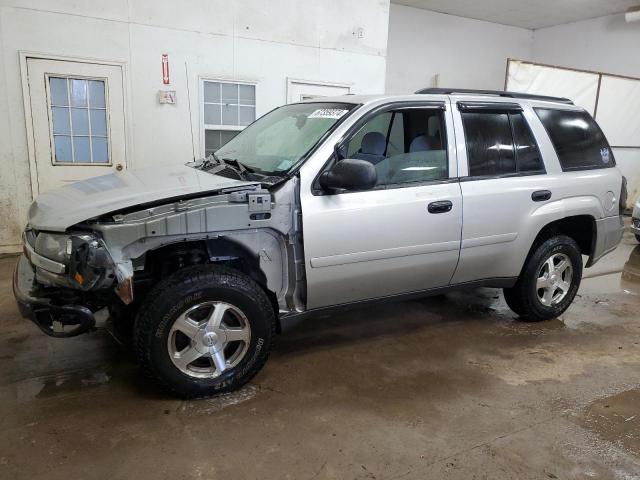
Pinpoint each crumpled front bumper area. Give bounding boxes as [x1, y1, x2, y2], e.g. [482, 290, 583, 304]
[13, 255, 95, 337]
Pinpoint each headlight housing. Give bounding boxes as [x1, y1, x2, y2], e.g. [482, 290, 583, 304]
[31, 232, 115, 290]
[34, 233, 72, 263]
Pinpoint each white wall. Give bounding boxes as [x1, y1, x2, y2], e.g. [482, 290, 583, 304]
[385, 4, 532, 94]
[532, 14, 640, 206]
[0, 0, 390, 252]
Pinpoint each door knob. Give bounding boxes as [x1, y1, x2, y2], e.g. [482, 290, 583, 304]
[115, 163, 123, 172]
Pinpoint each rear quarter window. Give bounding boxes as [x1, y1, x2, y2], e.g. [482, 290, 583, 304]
[535, 108, 615, 171]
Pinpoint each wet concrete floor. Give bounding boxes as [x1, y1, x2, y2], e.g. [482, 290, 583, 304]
[0, 231, 639, 479]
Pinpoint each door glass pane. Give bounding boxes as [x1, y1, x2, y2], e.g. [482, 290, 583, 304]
[49, 77, 68, 106]
[71, 108, 89, 135]
[88, 80, 106, 108]
[345, 109, 448, 186]
[70, 79, 87, 107]
[346, 112, 392, 158]
[51, 107, 71, 134]
[462, 112, 516, 177]
[53, 135, 72, 162]
[386, 113, 404, 157]
[48, 76, 111, 165]
[89, 109, 107, 135]
[92, 137, 109, 163]
[73, 137, 91, 162]
[510, 113, 544, 172]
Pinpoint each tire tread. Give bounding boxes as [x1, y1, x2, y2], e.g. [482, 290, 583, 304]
[133, 264, 275, 398]
[503, 235, 582, 322]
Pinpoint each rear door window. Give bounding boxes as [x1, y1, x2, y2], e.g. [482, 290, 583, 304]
[535, 108, 615, 171]
[462, 112, 515, 176]
[461, 110, 544, 177]
[511, 113, 544, 172]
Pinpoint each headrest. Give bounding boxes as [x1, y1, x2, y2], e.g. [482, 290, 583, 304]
[360, 132, 386, 155]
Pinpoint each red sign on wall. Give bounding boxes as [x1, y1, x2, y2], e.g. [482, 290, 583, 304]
[161, 54, 170, 85]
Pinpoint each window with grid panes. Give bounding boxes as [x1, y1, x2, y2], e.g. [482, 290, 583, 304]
[203, 80, 256, 156]
[48, 76, 110, 164]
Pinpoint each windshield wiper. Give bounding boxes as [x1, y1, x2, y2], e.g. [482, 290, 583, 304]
[221, 157, 253, 174]
[222, 157, 286, 178]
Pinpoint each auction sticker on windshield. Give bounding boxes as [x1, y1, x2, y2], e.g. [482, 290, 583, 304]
[308, 108, 348, 119]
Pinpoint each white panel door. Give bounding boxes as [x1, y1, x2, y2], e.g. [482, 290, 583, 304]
[26, 58, 127, 193]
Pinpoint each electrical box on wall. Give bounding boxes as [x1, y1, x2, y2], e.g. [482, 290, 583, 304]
[158, 90, 176, 104]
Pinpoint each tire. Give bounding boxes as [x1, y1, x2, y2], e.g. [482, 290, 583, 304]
[503, 235, 582, 322]
[635, 234, 640, 243]
[134, 264, 275, 398]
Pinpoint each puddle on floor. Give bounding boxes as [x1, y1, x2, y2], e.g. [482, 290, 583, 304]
[177, 384, 257, 415]
[494, 317, 567, 337]
[0, 368, 113, 404]
[579, 389, 640, 457]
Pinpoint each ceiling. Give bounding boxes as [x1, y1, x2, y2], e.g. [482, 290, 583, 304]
[391, 0, 640, 29]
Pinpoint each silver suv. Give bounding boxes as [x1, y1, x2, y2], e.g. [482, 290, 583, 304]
[14, 88, 626, 397]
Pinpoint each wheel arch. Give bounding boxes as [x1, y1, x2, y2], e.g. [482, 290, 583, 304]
[132, 232, 286, 323]
[524, 214, 597, 272]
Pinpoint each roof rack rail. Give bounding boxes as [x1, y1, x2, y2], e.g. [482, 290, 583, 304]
[415, 87, 573, 104]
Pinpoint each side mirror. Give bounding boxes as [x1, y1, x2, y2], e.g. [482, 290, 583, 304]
[319, 159, 377, 191]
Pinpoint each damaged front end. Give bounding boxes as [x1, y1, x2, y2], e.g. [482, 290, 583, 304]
[15, 173, 305, 338]
[14, 229, 120, 337]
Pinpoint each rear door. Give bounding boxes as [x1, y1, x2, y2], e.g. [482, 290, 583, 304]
[300, 101, 462, 309]
[450, 99, 549, 283]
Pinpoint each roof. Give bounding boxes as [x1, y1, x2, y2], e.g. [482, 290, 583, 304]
[298, 89, 575, 107]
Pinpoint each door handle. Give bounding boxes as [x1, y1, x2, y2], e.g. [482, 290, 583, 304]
[531, 190, 551, 202]
[428, 200, 453, 214]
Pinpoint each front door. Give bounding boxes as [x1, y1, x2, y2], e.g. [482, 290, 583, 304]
[301, 103, 462, 309]
[26, 58, 127, 193]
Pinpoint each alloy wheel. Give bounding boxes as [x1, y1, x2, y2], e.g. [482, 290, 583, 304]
[167, 301, 251, 378]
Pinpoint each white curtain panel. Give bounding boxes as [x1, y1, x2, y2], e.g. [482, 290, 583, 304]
[595, 75, 640, 148]
[506, 60, 599, 115]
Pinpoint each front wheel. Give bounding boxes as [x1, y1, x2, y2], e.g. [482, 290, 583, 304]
[134, 265, 275, 398]
[503, 235, 582, 322]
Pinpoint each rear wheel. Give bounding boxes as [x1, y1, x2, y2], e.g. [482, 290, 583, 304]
[503, 235, 582, 322]
[134, 265, 275, 398]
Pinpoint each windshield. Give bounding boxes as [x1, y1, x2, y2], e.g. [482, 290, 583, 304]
[214, 102, 357, 175]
